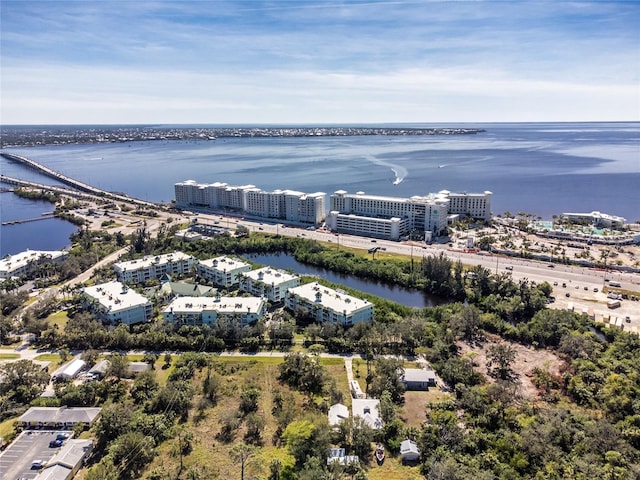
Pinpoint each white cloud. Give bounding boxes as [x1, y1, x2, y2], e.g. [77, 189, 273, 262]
[2, 61, 637, 124]
[1, 0, 638, 123]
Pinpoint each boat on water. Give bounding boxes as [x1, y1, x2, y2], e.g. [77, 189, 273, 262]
[374, 444, 385, 464]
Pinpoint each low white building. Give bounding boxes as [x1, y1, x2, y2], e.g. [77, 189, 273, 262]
[82, 281, 153, 325]
[51, 358, 86, 381]
[285, 283, 374, 326]
[240, 267, 300, 303]
[162, 294, 267, 327]
[328, 403, 350, 427]
[0, 249, 68, 280]
[400, 439, 421, 462]
[197, 256, 252, 288]
[352, 398, 382, 429]
[562, 211, 626, 229]
[114, 252, 194, 284]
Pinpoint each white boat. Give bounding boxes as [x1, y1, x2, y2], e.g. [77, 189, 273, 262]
[374, 444, 385, 464]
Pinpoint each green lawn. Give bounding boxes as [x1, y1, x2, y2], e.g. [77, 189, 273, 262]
[0, 417, 18, 444]
[0, 353, 20, 360]
[47, 310, 69, 331]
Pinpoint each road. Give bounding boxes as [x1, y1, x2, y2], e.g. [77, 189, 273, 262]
[190, 211, 640, 293]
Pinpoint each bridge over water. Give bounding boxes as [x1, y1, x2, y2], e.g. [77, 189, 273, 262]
[1, 152, 157, 208]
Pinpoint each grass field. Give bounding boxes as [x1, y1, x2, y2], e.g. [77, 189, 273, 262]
[34, 353, 63, 362]
[46, 310, 69, 331]
[145, 359, 301, 479]
[0, 353, 20, 360]
[0, 417, 18, 443]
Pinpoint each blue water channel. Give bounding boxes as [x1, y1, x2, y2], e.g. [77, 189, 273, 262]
[242, 252, 446, 308]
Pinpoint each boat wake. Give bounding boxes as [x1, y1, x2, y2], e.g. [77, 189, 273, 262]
[365, 155, 408, 185]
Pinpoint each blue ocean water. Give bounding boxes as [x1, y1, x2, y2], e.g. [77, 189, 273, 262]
[1, 122, 639, 256]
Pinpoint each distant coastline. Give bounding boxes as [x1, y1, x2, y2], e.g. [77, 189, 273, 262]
[0, 125, 485, 148]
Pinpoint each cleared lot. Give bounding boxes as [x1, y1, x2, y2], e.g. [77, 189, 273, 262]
[0, 430, 71, 480]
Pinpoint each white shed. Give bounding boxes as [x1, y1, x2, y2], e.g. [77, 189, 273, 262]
[328, 403, 349, 426]
[400, 439, 421, 463]
[53, 358, 86, 381]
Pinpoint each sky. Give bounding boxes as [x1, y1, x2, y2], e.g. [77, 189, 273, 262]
[1, 0, 639, 124]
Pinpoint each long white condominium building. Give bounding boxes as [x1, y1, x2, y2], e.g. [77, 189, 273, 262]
[162, 295, 267, 327]
[0, 249, 68, 280]
[174, 180, 326, 226]
[197, 256, 252, 288]
[239, 267, 300, 303]
[327, 190, 492, 241]
[285, 282, 374, 326]
[114, 252, 195, 284]
[82, 281, 153, 325]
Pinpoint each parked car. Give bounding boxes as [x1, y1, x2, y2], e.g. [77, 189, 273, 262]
[31, 460, 45, 469]
[56, 432, 71, 440]
[593, 288, 599, 292]
[49, 438, 64, 447]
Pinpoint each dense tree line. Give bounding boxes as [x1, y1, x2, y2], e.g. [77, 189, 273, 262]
[5, 229, 640, 478]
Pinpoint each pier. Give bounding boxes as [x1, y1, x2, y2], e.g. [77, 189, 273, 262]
[2, 212, 55, 226]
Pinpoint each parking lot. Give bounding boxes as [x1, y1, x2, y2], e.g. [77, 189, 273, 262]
[0, 430, 72, 480]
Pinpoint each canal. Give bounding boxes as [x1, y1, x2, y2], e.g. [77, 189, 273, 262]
[242, 252, 446, 308]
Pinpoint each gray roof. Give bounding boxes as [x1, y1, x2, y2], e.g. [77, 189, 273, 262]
[19, 407, 101, 425]
[402, 368, 436, 383]
[128, 361, 152, 375]
[161, 281, 216, 297]
[89, 359, 111, 375]
[35, 465, 70, 480]
[37, 439, 93, 480]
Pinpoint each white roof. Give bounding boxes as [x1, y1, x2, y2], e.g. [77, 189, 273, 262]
[163, 296, 265, 315]
[199, 256, 251, 271]
[288, 283, 371, 315]
[563, 211, 626, 222]
[0, 249, 67, 276]
[352, 398, 382, 429]
[59, 358, 85, 378]
[83, 281, 150, 312]
[114, 251, 192, 271]
[245, 267, 299, 286]
[328, 403, 349, 426]
[400, 439, 420, 454]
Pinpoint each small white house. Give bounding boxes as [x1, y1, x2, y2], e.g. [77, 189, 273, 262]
[352, 398, 382, 429]
[328, 403, 349, 427]
[52, 358, 85, 381]
[400, 439, 421, 463]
